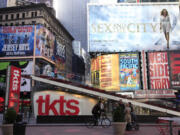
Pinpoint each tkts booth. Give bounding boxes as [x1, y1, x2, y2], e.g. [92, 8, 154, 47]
[33, 90, 98, 123]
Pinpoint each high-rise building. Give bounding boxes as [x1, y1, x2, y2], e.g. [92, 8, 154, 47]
[0, 3, 73, 78]
[72, 40, 81, 56]
[54, 0, 89, 51]
[0, 0, 7, 8]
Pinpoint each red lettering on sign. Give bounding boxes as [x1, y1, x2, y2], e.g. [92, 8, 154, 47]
[36, 95, 80, 116]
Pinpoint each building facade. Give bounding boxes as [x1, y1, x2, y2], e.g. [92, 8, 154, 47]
[0, 3, 73, 74]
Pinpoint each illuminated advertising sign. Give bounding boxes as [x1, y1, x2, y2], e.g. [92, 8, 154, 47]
[88, 3, 180, 52]
[148, 52, 170, 89]
[33, 91, 97, 117]
[91, 57, 100, 86]
[169, 51, 180, 88]
[55, 40, 66, 61]
[54, 40, 66, 71]
[134, 90, 175, 99]
[35, 25, 55, 61]
[100, 54, 120, 91]
[119, 53, 140, 91]
[0, 26, 35, 56]
[8, 66, 21, 113]
[0, 61, 33, 91]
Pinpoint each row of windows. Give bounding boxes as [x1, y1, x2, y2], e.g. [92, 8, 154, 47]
[0, 11, 38, 21]
[0, 21, 36, 26]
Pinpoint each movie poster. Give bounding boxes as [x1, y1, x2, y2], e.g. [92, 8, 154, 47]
[148, 52, 170, 89]
[169, 51, 180, 88]
[0, 26, 35, 57]
[88, 4, 180, 52]
[35, 25, 55, 61]
[100, 54, 119, 91]
[119, 53, 140, 91]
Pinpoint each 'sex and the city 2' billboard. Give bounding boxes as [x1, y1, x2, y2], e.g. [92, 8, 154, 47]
[88, 3, 180, 52]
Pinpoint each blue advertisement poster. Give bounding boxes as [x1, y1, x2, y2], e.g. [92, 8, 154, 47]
[119, 53, 140, 91]
[88, 3, 180, 52]
[0, 26, 35, 57]
[35, 25, 55, 61]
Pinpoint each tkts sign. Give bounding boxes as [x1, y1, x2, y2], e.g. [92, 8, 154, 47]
[5, 66, 21, 113]
[36, 95, 80, 115]
[33, 91, 97, 117]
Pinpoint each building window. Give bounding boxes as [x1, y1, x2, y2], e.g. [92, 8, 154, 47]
[32, 21, 36, 24]
[5, 15, 8, 20]
[5, 23, 8, 26]
[16, 22, 19, 26]
[22, 13, 25, 18]
[35, 12, 37, 17]
[0, 15, 2, 20]
[11, 14, 14, 20]
[16, 13, 19, 19]
[10, 23, 13, 26]
[22, 22, 25, 25]
[31, 12, 34, 17]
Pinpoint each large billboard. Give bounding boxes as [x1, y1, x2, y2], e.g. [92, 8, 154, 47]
[169, 51, 180, 89]
[35, 25, 55, 61]
[148, 52, 170, 89]
[119, 53, 140, 91]
[0, 26, 35, 56]
[88, 3, 180, 52]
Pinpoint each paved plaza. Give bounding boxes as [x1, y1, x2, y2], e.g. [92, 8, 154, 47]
[0, 124, 180, 135]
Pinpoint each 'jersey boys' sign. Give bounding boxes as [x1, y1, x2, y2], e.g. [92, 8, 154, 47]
[33, 91, 97, 117]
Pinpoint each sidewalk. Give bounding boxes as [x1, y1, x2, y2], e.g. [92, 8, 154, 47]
[0, 124, 180, 135]
[0, 114, 180, 135]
